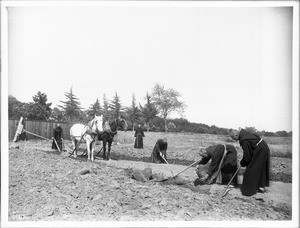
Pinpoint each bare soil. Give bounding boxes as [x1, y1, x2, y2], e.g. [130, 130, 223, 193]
[8, 140, 292, 222]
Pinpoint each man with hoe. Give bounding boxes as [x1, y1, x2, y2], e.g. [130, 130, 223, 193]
[52, 123, 63, 152]
[150, 138, 168, 163]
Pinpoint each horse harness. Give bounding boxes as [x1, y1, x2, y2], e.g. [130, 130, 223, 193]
[84, 123, 99, 141]
[68, 125, 98, 157]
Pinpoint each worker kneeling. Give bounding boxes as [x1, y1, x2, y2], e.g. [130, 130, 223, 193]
[194, 144, 238, 186]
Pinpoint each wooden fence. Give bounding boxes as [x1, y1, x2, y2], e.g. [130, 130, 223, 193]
[9, 119, 73, 141]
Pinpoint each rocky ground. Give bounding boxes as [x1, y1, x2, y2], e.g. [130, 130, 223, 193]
[7, 140, 293, 224]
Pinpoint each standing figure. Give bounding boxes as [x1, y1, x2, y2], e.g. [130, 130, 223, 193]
[150, 138, 168, 163]
[194, 144, 238, 186]
[134, 124, 145, 149]
[230, 128, 270, 196]
[52, 123, 63, 151]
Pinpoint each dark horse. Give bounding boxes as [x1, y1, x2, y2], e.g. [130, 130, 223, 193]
[97, 117, 127, 160]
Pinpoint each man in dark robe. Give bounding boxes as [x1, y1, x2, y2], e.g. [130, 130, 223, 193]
[194, 144, 238, 186]
[52, 123, 63, 151]
[150, 138, 168, 163]
[230, 128, 270, 196]
[134, 125, 145, 149]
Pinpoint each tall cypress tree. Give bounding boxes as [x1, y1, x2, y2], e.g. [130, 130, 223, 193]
[126, 93, 140, 130]
[59, 87, 82, 122]
[109, 92, 123, 119]
[140, 92, 158, 131]
[86, 98, 102, 119]
[102, 94, 110, 121]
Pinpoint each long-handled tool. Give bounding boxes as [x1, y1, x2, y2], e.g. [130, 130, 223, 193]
[220, 166, 241, 199]
[160, 152, 169, 164]
[156, 158, 202, 182]
[21, 129, 63, 153]
[24, 130, 50, 141]
[52, 138, 61, 153]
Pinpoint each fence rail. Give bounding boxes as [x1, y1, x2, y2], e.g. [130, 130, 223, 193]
[9, 119, 73, 141]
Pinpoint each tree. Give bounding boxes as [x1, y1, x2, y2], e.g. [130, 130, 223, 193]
[172, 118, 189, 132]
[126, 93, 141, 131]
[59, 87, 83, 122]
[151, 83, 186, 132]
[275, 130, 289, 137]
[50, 107, 64, 122]
[27, 91, 52, 121]
[109, 92, 123, 119]
[86, 98, 102, 119]
[102, 94, 110, 121]
[140, 92, 158, 131]
[167, 122, 176, 132]
[8, 95, 26, 119]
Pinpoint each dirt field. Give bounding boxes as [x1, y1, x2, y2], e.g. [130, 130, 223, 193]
[8, 133, 293, 223]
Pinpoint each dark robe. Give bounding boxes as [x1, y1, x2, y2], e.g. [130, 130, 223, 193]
[52, 126, 63, 151]
[150, 139, 168, 163]
[238, 129, 270, 196]
[134, 127, 145, 148]
[197, 144, 238, 185]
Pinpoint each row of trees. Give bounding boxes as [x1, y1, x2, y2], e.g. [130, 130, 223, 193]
[9, 83, 186, 132]
[8, 83, 292, 136]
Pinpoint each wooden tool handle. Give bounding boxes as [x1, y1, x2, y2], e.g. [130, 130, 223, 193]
[24, 130, 50, 141]
[53, 138, 61, 153]
[221, 166, 241, 198]
[174, 158, 202, 177]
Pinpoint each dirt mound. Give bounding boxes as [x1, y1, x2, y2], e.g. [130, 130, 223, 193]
[7, 141, 292, 222]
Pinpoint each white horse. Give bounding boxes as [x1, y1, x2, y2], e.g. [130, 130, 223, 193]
[70, 115, 103, 161]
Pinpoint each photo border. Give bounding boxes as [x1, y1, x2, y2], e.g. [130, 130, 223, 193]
[1, 1, 299, 227]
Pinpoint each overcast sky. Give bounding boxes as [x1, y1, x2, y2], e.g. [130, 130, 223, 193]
[6, 2, 293, 132]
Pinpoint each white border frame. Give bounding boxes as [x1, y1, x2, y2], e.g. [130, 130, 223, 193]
[1, 1, 299, 227]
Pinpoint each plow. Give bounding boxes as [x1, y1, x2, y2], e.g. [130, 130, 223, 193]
[13, 117, 64, 153]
